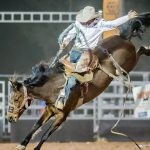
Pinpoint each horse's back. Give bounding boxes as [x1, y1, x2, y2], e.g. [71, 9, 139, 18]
[96, 35, 135, 54]
[95, 35, 137, 72]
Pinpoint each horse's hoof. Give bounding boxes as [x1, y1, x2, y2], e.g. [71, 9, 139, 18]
[140, 46, 150, 56]
[16, 145, 26, 150]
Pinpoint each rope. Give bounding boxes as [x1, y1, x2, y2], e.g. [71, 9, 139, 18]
[98, 54, 141, 150]
[110, 87, 141, 150]
[49, 49, 63, 68]
[58, 23, 74, 44]
[98, 64, 132, 89]
[109, 54, 133, 88]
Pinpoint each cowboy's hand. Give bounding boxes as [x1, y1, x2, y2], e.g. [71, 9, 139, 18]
[59, 43, 66, 50]
[128, 10, 138, 19]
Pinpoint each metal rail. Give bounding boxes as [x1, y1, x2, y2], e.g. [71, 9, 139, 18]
[0, 81, 5, 133]
[0, 71, 150, 136]
[0, 12, 77, 23]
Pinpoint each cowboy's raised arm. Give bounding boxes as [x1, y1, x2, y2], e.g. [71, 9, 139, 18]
[58, 23, 76, 49]
[98, 10, 137, 28]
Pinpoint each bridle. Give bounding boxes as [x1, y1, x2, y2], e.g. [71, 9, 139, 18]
[8, 85, 33, 117]
[20, 86, 32, 110]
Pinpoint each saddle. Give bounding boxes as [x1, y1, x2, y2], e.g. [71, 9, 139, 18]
[60, 50, 99, 83]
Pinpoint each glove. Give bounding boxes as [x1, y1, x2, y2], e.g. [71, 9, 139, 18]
[59, 43, 66, 50]
[128, 10, 138, 19]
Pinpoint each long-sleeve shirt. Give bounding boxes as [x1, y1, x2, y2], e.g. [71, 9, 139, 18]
[58, 15, 129, 49]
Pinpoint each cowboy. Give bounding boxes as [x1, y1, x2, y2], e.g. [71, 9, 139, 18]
[55, 6, 137, 110]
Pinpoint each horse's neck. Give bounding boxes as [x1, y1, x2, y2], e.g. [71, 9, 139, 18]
[27, 73, 65, 102]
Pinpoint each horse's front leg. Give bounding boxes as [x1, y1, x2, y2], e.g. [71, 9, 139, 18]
[16, 105, 54, 150]
[34, 109, 67, 150]
[137, 46, 150, 58]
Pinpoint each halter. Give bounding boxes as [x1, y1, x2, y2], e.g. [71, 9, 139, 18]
[20, 86, 32, 109]
[8, 85, 33, 117]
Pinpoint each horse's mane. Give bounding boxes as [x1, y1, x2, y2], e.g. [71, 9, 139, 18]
[119, 12, 150, 40]
[23, 61, 64, 88]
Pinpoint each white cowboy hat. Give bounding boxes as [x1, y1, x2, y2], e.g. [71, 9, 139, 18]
[76, 6, 100, 23]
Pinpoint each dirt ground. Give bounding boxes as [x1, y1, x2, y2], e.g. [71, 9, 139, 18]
[0, 141, 150, 150]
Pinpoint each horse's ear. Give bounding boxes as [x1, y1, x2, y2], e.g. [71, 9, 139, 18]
[9, 79, 22, 91]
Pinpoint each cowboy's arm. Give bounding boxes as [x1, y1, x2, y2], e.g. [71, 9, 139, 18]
[54, 24, 76, 65]
[98, 10, 137, 28]
[100, 15, 129, 28]
[58, 23, 76, 49]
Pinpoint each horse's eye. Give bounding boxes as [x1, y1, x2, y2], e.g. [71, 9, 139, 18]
[14, 99, 18, 102]
[14, 95, 22, 102]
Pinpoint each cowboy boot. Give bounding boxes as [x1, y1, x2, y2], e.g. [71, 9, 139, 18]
[55, 96, 68, 110]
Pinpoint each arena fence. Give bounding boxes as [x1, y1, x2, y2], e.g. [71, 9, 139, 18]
[0, 12, 77, 23]
[0, 71, 150, 140]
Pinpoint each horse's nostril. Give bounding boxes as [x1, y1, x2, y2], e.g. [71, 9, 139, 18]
[8, 116, 12, 122]
[8, 116, 15, 122]
[14, 117, 18, 122]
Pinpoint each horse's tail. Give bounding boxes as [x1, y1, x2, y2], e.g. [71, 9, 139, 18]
[119, 12, 150, 40]
[138, 12, 150, 28]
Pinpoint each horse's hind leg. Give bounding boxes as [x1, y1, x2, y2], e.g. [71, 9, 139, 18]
[34, 109, 67, 150]
[137, 46, 150, 57]
[136, 46, 150, 63]
[16, 105, 54, 150]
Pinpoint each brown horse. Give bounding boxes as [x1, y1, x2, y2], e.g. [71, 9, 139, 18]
[7, 13, 150, 150]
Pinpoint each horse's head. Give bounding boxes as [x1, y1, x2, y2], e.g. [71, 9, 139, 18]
[7, 79, 31, 123]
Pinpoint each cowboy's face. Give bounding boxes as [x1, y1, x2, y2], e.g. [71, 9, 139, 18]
[81, 18, 96, 26]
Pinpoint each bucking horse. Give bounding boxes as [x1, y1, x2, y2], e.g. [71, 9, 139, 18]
[7, 12, 150, 150]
